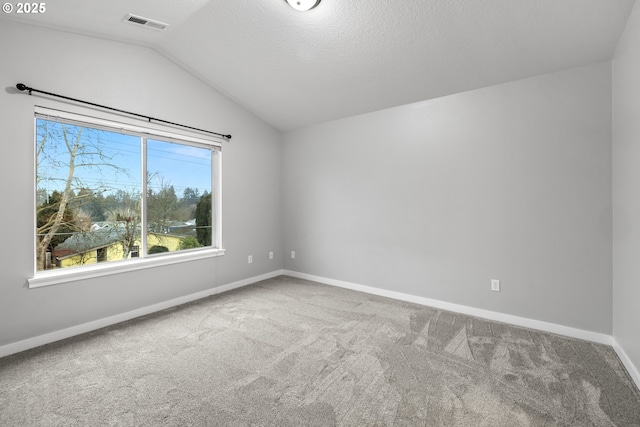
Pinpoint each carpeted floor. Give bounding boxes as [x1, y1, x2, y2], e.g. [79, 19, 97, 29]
[1, 275, 639, 426]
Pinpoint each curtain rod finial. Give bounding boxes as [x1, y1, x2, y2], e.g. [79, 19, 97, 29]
[16, 83, 27, 91]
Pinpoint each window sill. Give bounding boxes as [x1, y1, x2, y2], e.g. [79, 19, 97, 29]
[28, 248, 226, 289]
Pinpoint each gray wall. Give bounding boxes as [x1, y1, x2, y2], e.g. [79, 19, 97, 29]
[0, 21, 283, 347]
[283, 62, 613, 334]
[0, 18, 625, 355]
[613, 1, 640, 378]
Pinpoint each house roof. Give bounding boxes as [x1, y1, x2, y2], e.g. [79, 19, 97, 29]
[53, 222, 196, 259]
[54, 224, 126, 257]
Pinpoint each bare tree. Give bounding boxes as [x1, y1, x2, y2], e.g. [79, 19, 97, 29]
[147, 176, 178, 233]
[106, 199, 141, 260]
[36, 120, 126, 270]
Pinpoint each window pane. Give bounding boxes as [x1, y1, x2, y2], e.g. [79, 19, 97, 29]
[146, 139, 213, 254]
[36, 118, 142, 271]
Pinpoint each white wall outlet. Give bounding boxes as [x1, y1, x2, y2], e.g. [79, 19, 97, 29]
[269, 251, 274, 259]
[491, 279, 500, 292]
[248, 255, 253, 264]
[291, 251, 296, 259]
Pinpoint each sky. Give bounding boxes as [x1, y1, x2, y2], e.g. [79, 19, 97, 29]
[36, 118, 213, 200]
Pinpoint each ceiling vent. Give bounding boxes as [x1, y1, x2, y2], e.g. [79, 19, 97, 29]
[124, 14, 169, 31]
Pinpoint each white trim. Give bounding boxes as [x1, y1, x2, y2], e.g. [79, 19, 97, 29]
[612, 338, 640, 390]
[2, 269, 284, 358]
[32, 106, 225, 286]
[7, 269, 639, 391]
[283, 270, 613, 346]
[29, 248, 226, 288]
[214, 150, 223, 248]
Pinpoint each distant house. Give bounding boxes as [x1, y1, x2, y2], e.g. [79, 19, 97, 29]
[52, 223, 188, 269]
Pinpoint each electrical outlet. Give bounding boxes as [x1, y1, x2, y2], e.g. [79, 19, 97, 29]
[491, 279, 500, 292]
[291, 251, 296, 259]
[269, 251, 274, 260]
[248, 255, 253, 264]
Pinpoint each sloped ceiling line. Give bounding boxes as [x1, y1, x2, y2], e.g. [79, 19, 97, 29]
[1, 0, 635, 131]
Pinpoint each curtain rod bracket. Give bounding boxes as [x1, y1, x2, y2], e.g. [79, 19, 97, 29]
[15, 82, 231, 140]
[16, 83, 32, 95]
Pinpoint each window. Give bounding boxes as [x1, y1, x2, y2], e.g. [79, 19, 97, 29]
[34, 107, 223, 282]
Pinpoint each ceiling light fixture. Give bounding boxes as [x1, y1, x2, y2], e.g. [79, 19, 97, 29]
[285, 0, 321, 11]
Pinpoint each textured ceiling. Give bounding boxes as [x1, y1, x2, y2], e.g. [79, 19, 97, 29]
[2, 0, 636, 131]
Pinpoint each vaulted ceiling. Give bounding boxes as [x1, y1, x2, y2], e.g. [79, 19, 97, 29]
[2, 0, 635, 131]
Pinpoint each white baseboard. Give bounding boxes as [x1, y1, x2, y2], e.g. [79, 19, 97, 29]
[282, 270, 640, 390]
[612, 338, 640, 390]
[0, 269, 285, 359]
[4, 269, 638, 392]
[283, 270, 613, 346]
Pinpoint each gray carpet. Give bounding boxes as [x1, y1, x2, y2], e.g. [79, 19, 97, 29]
[1, 275, 639, 426]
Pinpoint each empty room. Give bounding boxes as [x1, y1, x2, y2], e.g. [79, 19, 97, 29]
[1, 0, 640, 425]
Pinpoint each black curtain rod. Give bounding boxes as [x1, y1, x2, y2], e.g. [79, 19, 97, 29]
[16, 83, 231, 140]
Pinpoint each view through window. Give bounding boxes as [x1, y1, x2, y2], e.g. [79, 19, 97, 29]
[35, 111, 220, 272]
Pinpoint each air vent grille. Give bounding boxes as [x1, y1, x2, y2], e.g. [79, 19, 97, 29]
[124, 14, 168, 31]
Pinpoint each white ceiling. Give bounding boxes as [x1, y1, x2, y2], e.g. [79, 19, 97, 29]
[2, 0, 636, 131]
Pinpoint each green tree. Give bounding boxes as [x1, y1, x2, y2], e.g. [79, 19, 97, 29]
[178, 236, 202, 250]
[148, 245, 169, 254]
[71, 188, 108, 223]
[195, 191, 212, 246]
[182, 187, 201, 206]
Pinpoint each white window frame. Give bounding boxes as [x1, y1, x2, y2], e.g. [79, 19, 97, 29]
[29, 106, 225, 288]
